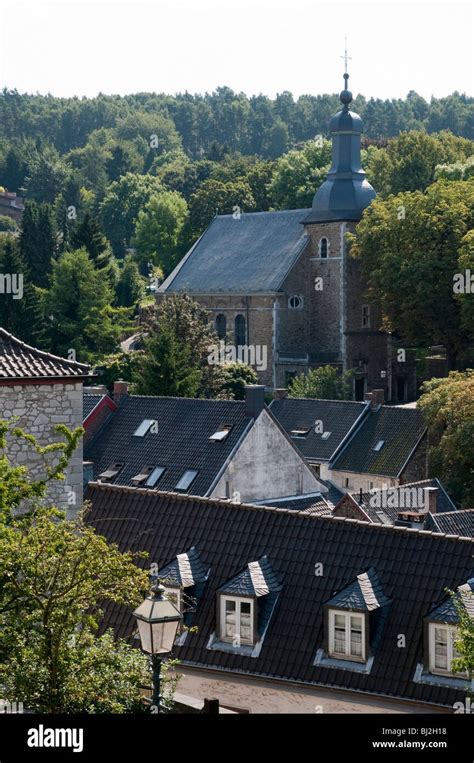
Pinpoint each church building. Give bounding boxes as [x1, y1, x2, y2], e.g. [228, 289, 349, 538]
[159, 71, 416, 403]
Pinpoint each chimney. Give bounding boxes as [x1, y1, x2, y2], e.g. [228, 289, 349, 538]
[365, 389, 384, 409]
[424, 486, 438, 514]
[245, 385, 266, 419]
[273, 388, 288, 400]
[113, 380, 129, 405]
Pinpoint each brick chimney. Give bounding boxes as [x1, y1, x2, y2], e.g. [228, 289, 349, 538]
[273, 388, 288, 400]
[365, 389, 384, 409]
[424, 486, 438, 513]
[245, 385, 266, 419]
[113, 380, 129, 405]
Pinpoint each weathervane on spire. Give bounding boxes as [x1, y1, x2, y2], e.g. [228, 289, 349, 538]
[340, 36, 352, 76]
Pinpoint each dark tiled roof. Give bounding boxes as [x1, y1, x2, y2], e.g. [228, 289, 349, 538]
[349, 479, 457, 525]
[327, 568, 390, 612]
[427, 578, 474, 624]
[84, 395, 253, 496]
[331, 406, 426, 477]
[160, 210, 310, 294]
[425, 510, 474, 537]
[87, 483, 474, 707]
[157, 547, 209, 587]
[258, 493, 332, 512]
[83, 394, 103, 419]
[0, 328, 90, 380]
[218, 556, 282, 597]
[269, 398, 367, 461]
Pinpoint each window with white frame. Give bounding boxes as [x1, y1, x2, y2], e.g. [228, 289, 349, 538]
[220, 596, 254, 645]
[329, 610, 365, 661]
[429, 623, 463, 676]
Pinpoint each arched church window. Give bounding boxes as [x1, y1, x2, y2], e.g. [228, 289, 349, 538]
[234, 314, 246, 347]
[319, 238, 328, 258]
[288, 295, 303, 310]
[215, 313, 226, 339]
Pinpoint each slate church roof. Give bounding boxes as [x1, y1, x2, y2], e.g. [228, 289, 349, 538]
[0, 328, 90, 381]
[87, 483, 473, 708]
[160, 209, 310, 294]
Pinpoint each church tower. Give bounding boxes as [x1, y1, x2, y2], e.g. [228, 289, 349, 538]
[303, 64, 377, 400]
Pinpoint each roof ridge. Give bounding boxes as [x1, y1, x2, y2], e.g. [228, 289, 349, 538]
[0, 327, 90, 371]
[86, 482, 474, 543]
[122, 394, 247, 404]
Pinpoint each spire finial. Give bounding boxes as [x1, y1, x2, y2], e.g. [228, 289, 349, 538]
[340, 36, 352, 76]
[339, 36, 353, 108]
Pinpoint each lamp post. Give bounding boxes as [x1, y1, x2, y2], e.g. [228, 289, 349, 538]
[133, 583, 183, 713]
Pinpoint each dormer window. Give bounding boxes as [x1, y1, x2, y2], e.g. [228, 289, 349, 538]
[212, 556, 282, 656]
[315, 568, 390, 672]
[329, 611, 365, 661]
[221, 596, 254, 645]
[428, 623, 462, 676]
[319, 237, 328, 258]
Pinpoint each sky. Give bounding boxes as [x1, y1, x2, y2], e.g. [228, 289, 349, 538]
[0, 0, 472, 101]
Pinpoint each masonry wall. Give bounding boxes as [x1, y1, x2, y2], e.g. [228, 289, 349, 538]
[328, 469, 399, 493]
[211, 409, 323, 502]
[1, 381, 84, 517]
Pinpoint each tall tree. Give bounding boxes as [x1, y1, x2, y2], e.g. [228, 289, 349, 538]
[19, 201, 57, 288]
[133, 191, 188, 274]
[70, 211, 109, 267]
[289, 365, 353, 400]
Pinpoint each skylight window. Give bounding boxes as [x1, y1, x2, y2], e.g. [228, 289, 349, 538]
[209, 425, 232, 442]
[321, 431, 331, 440]
[133, 419, 156, 437]
[131, 467, 154, 484]
[98, 463, 123, 482]
[175, 470, 199, 492]
[290, 428, 311, 437]
[373, 440, 385, 452]
[146, 466, 166, 487]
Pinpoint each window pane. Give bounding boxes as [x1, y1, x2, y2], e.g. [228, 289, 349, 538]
[434, 627, 448, 670]
[225, 600, 236, 638]
[350, 616, 362, 631]
[350, 631, 363, 656]
[334, 614, 345, 627]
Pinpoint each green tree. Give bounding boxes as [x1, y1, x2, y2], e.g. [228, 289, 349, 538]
[70, 211, 109, 267]
[219, 361, 258, 400]
[136, 295, 225, 398]
[448, 588, 474, 694]
[46, 248, 130, 361]
[350, 179, 474, 368]
[115, 255, 146, 307]
[19, 201, 57, 288]
[268, 139, 331, 209]
[289, 365, 353, 400]
[0, 236, 42, 342]
[133, 191, 188, 274]
[100, 173, 164, 257]
[0, 215, 16, 232]
[367, 130, 473, 196]
[419, 370, 474, 508]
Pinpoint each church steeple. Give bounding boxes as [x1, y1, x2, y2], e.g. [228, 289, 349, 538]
[304, 52, 376, 224]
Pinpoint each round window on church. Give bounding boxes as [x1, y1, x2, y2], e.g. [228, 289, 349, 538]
[288, 295, 303, 310]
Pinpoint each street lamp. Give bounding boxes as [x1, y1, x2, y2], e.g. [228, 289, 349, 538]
[133, 583, 183, 713]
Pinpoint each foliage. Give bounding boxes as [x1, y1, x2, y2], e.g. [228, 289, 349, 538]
[289, 365, 353, 400]
[135, 295, 225, 398]
[115, 255, 147, 307]
[189, 178, 255, 236]
[268, 139, 331, 209]
[133, 191, 188, 274]
[447, 588, 474, 692]
[350, 179, 474, 367]
[45, 248, 132, 361]
[100, 173, 164, 256]
[419, 370, 474, 507]
[0, 215, 16, 232]
[19, 201, 57, 288]
[219, 361, 258, 400]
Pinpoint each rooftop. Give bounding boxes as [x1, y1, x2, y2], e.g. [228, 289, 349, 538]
[0, 328, 90, 381]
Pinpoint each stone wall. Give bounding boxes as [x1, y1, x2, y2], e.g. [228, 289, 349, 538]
[1, 381, 84, 517]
